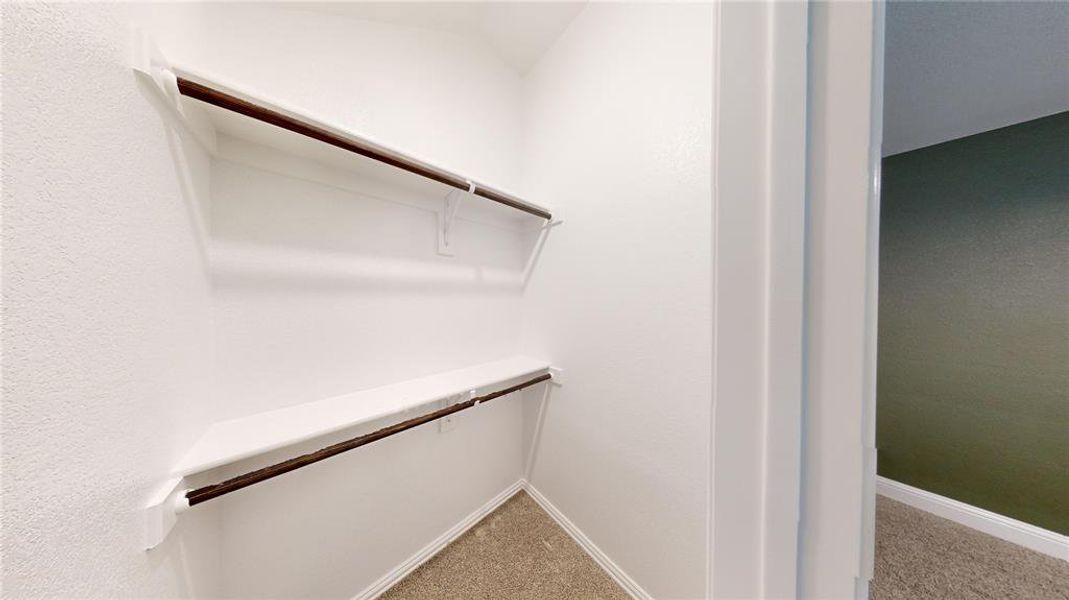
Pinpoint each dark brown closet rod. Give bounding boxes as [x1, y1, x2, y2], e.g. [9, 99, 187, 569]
[185, 373, 552, 506]
[175, 78, 552, 221]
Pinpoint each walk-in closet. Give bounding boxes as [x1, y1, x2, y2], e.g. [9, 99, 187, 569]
[3, 2, 889, 598]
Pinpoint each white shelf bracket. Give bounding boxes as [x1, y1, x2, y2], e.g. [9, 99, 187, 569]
[548, 366, 565, 386]
[439, 389, 475, 432]
[438, 182, 474, 256]
[144, 477, 191, 551]
[131, 28, 177, 103]
[130, 28, 216, 152]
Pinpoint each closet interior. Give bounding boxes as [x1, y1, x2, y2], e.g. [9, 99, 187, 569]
[126, 3, 713, 598]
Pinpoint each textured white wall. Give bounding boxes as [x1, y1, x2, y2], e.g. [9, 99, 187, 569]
[5, 3, 725, 598]
[4, 3, 539, 598]
[138, 3, 524, 192]
[138, 2, 532, 418]
[883, 1, 1069, 155]
[2, 3, 221, 598]
[518, 4, 714, 598]
[208, 158, 532, 598]
[136, 5, 539, 598]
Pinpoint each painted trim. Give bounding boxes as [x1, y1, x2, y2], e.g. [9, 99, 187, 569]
[799, 4, 880, 597]
[711, 3, 811, 597]
[876, 476, 1069, 562]
[352, 480, 525, 600]
[523, 482, 652, 600]
[707, 2, 722, 596]
[761, 2, 809, 598]
[352, 479, 652, 600]
[858, 3, 887, 598]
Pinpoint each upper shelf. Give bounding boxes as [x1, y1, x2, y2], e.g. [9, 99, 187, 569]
[174, 356, 552, 476]
[133, 34, 556, 258]
[131, 33, 553, 223]
[172, 74, 551, 221]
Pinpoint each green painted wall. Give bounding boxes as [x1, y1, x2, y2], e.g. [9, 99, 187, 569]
[877, 111, 1069, 535]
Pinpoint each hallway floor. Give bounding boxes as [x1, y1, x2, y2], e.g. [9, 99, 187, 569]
[381, 491, 628, 600]
[872, 496, 1069, 599]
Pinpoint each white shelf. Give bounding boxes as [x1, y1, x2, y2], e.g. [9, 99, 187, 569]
[131, 37, 552, 222]
[174, 356, 552, 476]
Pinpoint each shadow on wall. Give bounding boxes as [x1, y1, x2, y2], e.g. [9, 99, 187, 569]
[205, 154, 555, 294]
[134, 71, 212, 272]
[136, 77, 555, 295]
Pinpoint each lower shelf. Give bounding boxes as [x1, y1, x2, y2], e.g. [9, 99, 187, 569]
[174, 356, 552, 477]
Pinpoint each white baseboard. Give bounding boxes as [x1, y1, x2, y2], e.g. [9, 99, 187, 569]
[522, 480, 652, 600]
[876, 476, 1068, 562]
[352, 478, 652, 600]
[352, 479, 525, 600]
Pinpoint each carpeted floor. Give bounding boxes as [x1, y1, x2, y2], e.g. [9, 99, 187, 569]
[384, 491, 1069, 599]
[381, 490, 629, 600]
[872, 495, 1069, 599]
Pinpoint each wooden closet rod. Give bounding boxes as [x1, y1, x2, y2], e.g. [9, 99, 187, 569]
[184, 373, 552, 506]
[175, 78, 552, 221]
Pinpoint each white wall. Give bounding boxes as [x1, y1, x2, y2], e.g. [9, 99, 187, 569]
[274, 2, 587, 76]
[138, 3, 524, 192]
[2, 3, 221, 597]
[4, 2, 543, 598]
[5, 3, 730, 599]
[882, 1, 1069, 155]
[519, 4, 714, 598]
[136, 5, 542, 598]
[207, 155, 532, 598]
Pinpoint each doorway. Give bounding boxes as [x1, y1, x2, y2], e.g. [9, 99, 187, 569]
[870, 2, 1069, 598]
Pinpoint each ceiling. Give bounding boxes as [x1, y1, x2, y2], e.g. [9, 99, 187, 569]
[883, 1, 1069, 156]
[286, 2, 587, 75]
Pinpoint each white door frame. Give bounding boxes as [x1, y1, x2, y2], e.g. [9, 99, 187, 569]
[710, 1, 808, 598]
[710, 1, 883, 598]
[798, 2, 883, 599]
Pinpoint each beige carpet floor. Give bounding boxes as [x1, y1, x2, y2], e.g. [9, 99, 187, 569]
[872, 495, 1069, 599]
[381, 490, 629, 600]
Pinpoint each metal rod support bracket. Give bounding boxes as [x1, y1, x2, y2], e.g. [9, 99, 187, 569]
[438, 182, 474, 256]
[144, 477, 188, 551]
[439, 389, 475, 431]
[130, 29, 217, 152]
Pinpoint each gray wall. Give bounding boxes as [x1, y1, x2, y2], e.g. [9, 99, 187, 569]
[883, 1, 1069, 155]
[877, 112, 1069, 534]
